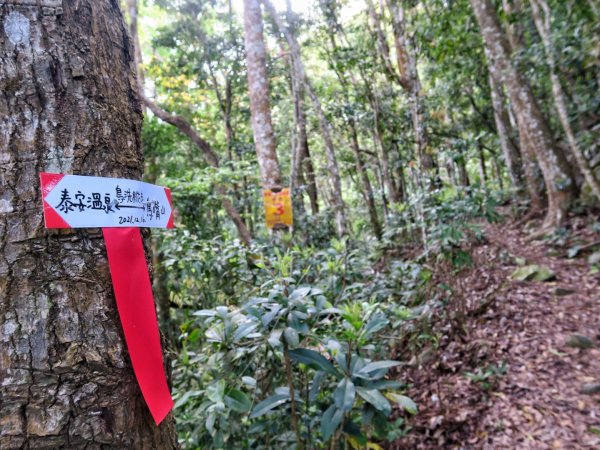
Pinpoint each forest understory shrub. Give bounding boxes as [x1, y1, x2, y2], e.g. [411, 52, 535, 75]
[166, 187, 502, 448]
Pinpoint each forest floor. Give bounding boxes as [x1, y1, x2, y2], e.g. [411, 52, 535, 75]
[389, 213, 600, 449]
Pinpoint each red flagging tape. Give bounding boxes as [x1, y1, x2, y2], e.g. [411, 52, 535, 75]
[102, 227, 174, 425]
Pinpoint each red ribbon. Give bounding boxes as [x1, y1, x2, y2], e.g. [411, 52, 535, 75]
[103, 227, 174, 424]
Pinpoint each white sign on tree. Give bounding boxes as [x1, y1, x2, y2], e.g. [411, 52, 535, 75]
[41, 173, 174, 229]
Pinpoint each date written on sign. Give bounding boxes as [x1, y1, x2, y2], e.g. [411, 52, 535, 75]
[263, 188, 293, 229]
[40, 173, 174, 229]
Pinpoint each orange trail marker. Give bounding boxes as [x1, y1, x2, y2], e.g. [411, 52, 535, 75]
[263, 188, 293, 229]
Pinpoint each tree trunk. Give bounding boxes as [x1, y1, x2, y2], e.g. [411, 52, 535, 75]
[0, 2, 177, 447]
[488, 71, 524, 191]
[471, 0, 575, 227]
[515, 112, 546, 210]
[286, 9, 318, 216]
[243, 0, 282, 191]
[477, 141, 488, 185]
[350, 120, 382, 240]
[370, 93, 400, 204]
[492, 152, 505, 190]
[530, 0, 600, 201]
[367, 0, 401, 85]
[387, 0, 437, 182]
[126, 0, 144, 90]
[318, 5, 382, 236]
[500, 0, 545, 209]
[263, 0, 347, 236]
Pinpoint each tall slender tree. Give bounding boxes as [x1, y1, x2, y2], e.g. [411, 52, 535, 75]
[243, 0, 283, 192]
[263, 0, 348, 236]
[471, 0, 576, 227]
[386, 0, 438, 182]
[530, 0, 600, 202]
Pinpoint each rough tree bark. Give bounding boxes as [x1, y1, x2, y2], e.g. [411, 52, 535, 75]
[0, 1, 177, 447]
[530, 0, 600, 202]
[471, 0, 575, 227]
[262, 0, 348, 236]
[243, 0, 282, 191]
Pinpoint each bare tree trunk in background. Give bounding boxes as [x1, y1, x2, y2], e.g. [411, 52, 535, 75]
[289, 60, 306, 218]
[0, 1, 177, 447]
[477, 142, 488, 185]
[392, 140, 406, 201]
[367, 0, 401, 85]
[515, 111, 546, 210]
[243, 0, 282, 191]
[492, 153, 505, 190]
[369, 89, 401, 204]
[286, 2, 319, 216]
[126, 0, 144, 90]
[263, 0, 348, 236]
[387, 0, 438, 182]
[302, 144, 319, 215]
[319, 8, 382, 237]
[457, 155, 471, 188]
[501, 0, 546, 211]
[530, 0, 600, 202]
[488, 72, 524, 191]
[350, 120, 383, 240]
[471, 0, 575, 227]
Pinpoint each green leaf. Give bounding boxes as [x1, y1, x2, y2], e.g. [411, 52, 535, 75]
[206, 380, 226, 403]
[321, 404, 343, 440]
[361, 314, 389, 338]
[333, 378, 356, 412]
[309, 371, 326, 402]
[242, 376, 257, 388]
[283, 327, 300, 348]
[233, 322, 259, 342]
[187, 328, 201, 343]
[224, 389, 252, 413]
[356, 387, 391, 416]
[289, 286, 311, 301]
[268, 329, 283, 348]
[289, 348, 340, 378]
[361, 380, 403, 390]
[193, 309, 217, 317]
[357, 360, 401, 376]
[173, 390, 201, 409]
[385, 393, 417, 414]
[261, 305, 282, 327]
[249, 394, 290, 419]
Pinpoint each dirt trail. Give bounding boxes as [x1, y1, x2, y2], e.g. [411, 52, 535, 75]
[390, 217, 600, 449]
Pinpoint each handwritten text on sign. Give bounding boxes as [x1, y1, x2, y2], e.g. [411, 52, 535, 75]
[263, 188, 293, 229]
[40, 173, 174, 229]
